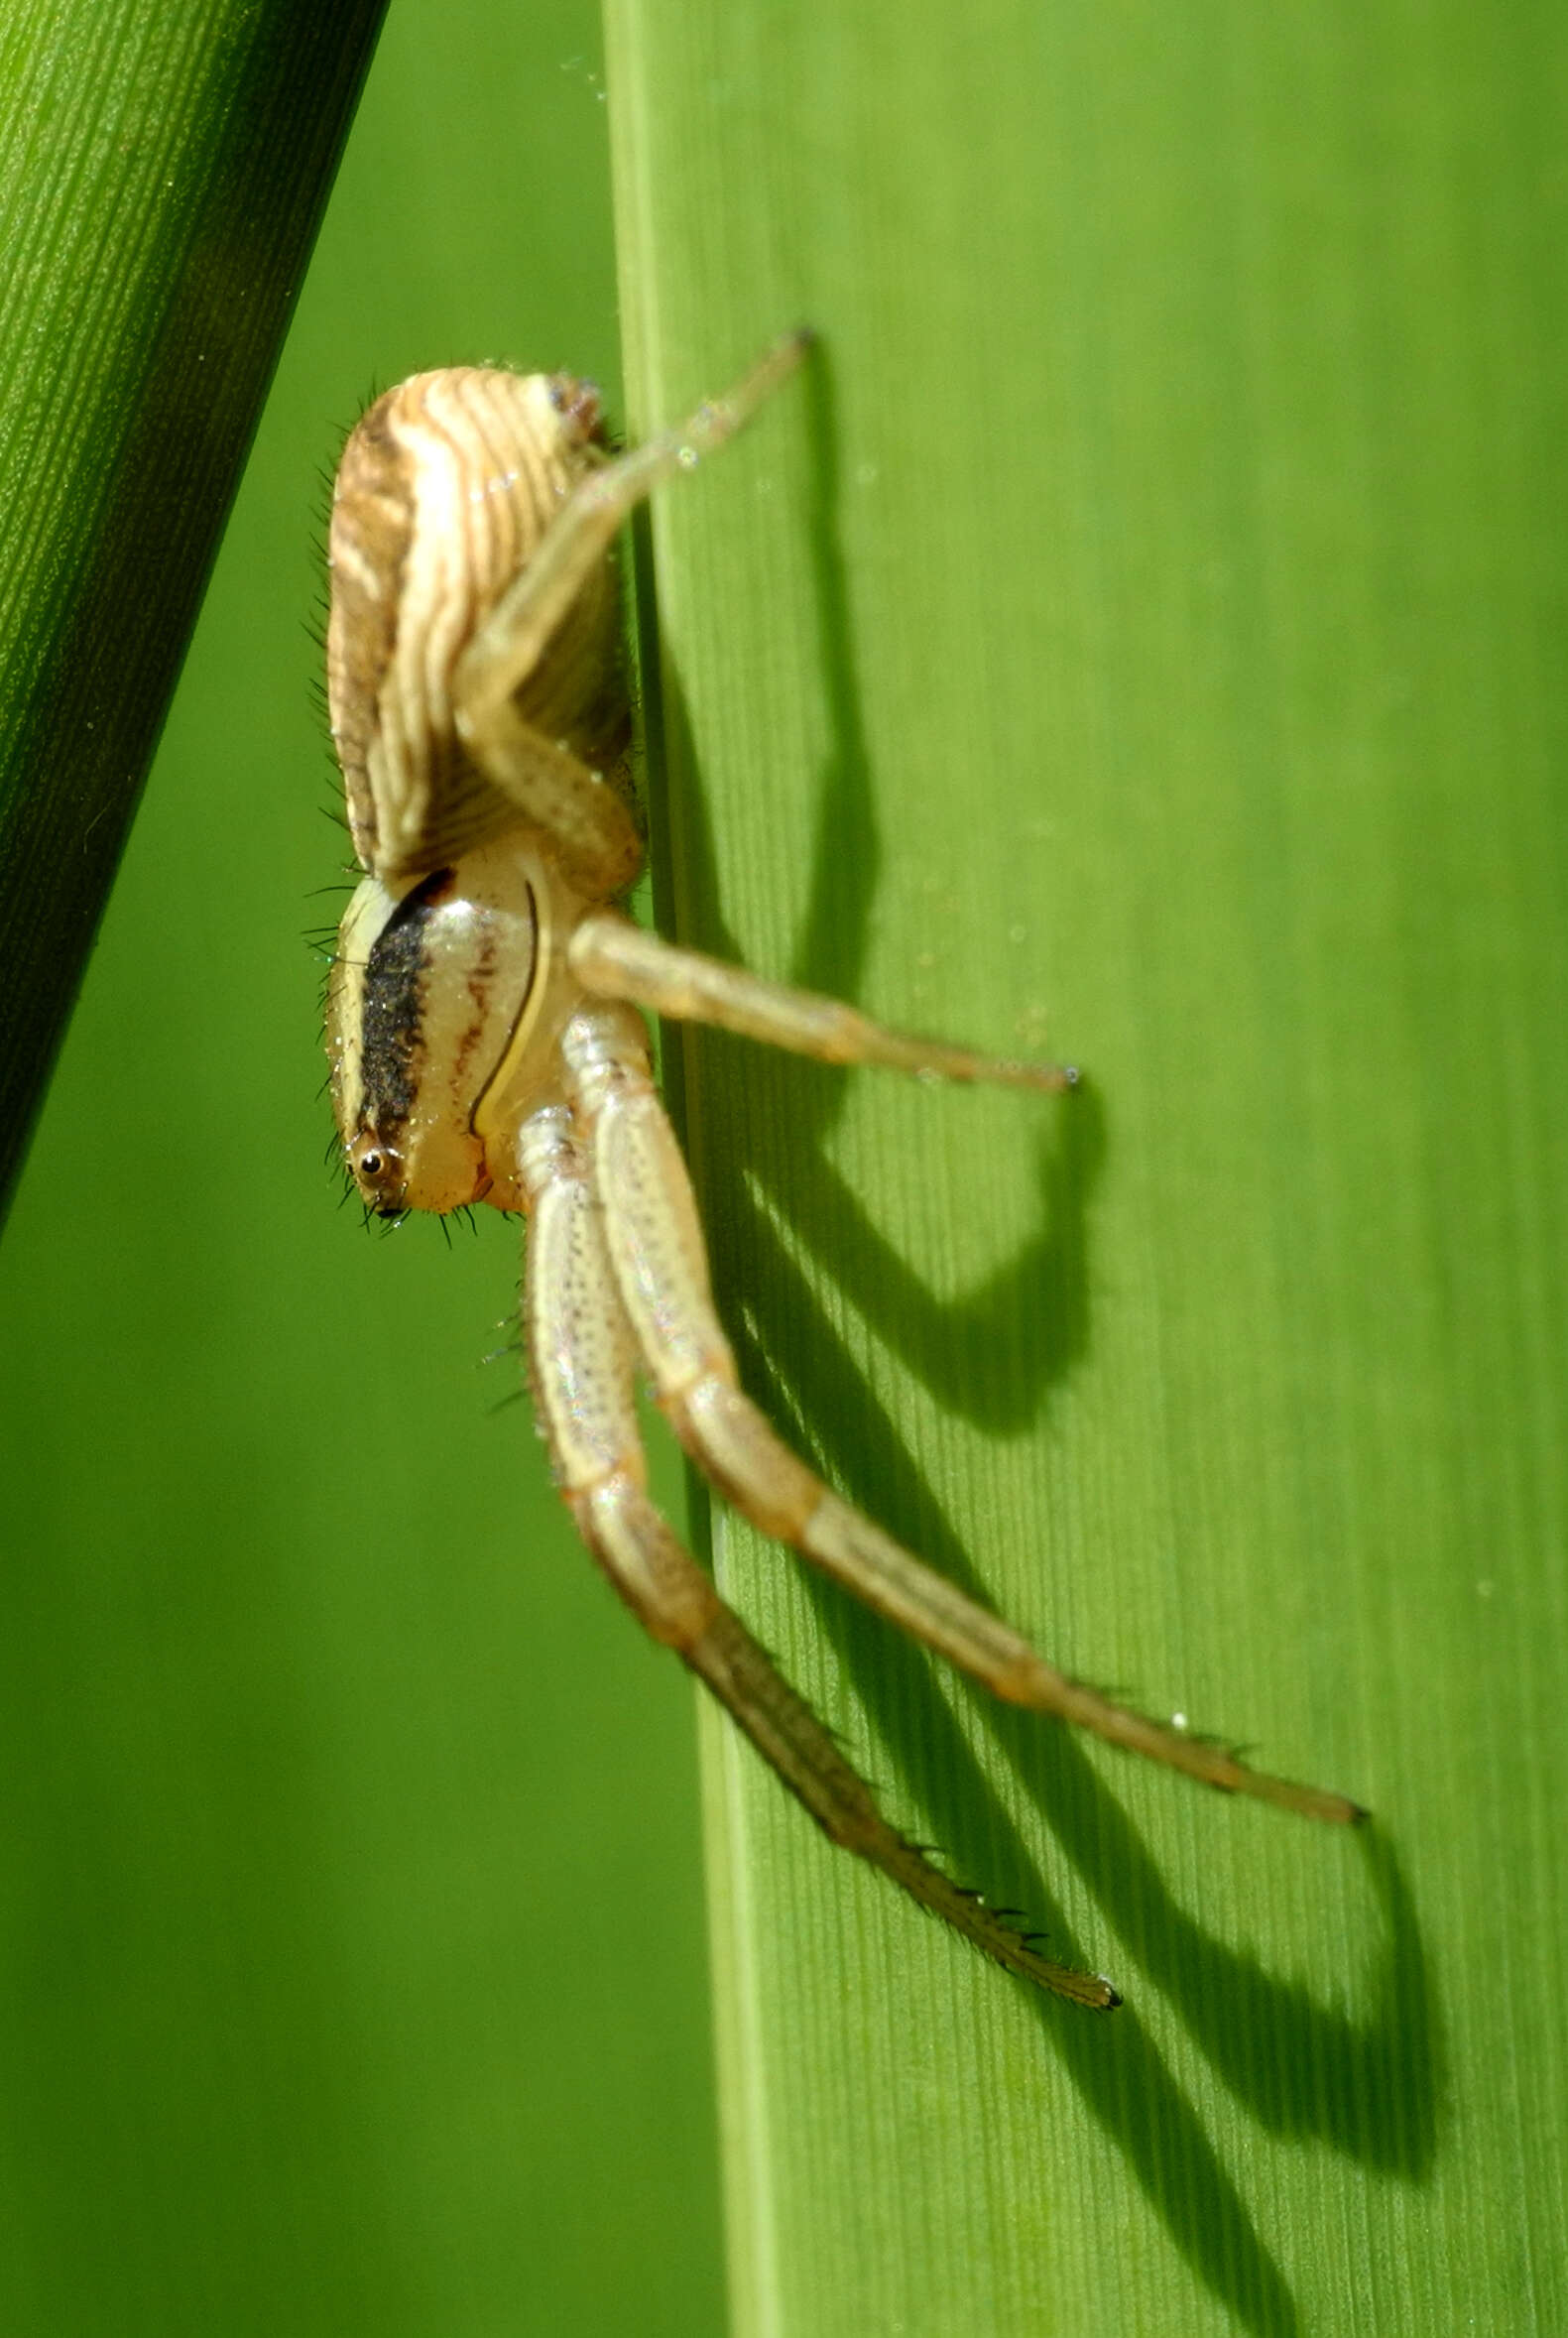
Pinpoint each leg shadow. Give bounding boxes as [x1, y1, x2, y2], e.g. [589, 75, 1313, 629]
[626, 334, 1441, 2335]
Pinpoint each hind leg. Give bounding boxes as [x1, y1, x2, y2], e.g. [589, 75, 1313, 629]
[515, 1098, 1117, 2010]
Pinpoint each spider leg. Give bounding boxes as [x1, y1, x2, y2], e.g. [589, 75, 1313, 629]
[516, 1098, 1118, 2010]
[568, 913, 1076, 1090]
[561, 1001, 1364, 1828]
[448, 333, 807, 900]
[452, 708, 644, 900]
[454, 331, 810, 769]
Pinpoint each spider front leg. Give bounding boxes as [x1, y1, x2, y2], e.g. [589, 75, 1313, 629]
[568, 913, 1077, 1089]
[515, 1100, 1117, 2010]
[450, 332, 812, 901]
[441, 715, 645, 904]
[457, 331, 810, 735]
[559, 1000, 1364, 1828]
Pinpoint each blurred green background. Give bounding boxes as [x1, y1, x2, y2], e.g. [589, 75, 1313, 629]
[0, 4, 724, 2332]
[5, 0, 1568, 2332]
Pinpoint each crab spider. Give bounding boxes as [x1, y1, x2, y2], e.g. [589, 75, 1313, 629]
[322, 332, 1361, 2013]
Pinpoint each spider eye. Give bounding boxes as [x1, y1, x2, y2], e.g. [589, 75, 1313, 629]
[348, 1133, 407, 1212]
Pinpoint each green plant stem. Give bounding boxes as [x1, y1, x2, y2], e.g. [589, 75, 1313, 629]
[0, 0, 387, 1223]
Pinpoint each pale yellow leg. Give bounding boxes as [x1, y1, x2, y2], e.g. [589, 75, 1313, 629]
[568, 912, 1077, 1090]
[515, 1097, 1117, 2009]
[450, 332, 808, 901]
[462, 713, 645, 899]
[455, 332, 810, 757]
[560, 1003, 1364, 1828]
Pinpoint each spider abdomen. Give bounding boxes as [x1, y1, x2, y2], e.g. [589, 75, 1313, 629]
[327, 367, 628, 884]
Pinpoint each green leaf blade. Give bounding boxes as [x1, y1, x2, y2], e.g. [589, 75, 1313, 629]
[607, 1, 1568, 2330]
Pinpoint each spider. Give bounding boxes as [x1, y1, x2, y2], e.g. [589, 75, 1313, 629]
[322, 330, 1361, 2012]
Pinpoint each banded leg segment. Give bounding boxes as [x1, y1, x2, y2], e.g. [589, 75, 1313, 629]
[560, 1004, 1364, 1827]
[568, 913, 1076, 1090]
[515, 1100, 1116, 2010]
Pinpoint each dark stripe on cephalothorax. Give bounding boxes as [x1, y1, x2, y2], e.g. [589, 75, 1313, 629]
[356, 868, 456, 1136]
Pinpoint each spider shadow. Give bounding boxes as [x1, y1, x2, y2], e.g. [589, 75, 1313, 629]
[631, 341, 1439, 2336]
